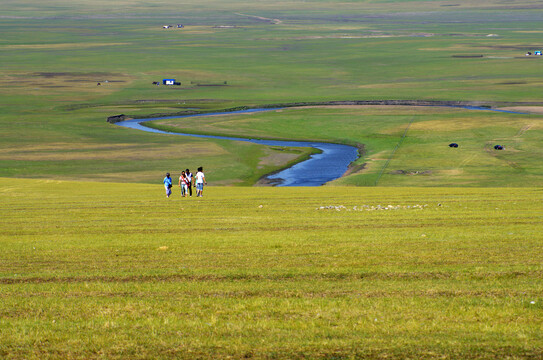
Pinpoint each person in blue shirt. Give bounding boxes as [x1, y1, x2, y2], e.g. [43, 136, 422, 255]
[163, 173, 173, 198]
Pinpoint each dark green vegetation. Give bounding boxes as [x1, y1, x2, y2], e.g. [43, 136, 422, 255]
[1, 0, 543, 185]
[1, 179, 542, 359]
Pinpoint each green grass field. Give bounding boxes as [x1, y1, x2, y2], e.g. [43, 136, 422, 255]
[1, 179, 542, 359]
[1, 0, 543, 185]
[2, 1, 543, 358]
[148, 105, 543, 187]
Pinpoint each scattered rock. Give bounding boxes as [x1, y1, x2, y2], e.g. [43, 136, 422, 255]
[107, 114, 126, 123]
[317, 204, 429, 211]
[391, 170, 432, 176]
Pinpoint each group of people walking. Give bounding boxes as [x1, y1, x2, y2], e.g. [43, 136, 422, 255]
[163, 167, 206, 198]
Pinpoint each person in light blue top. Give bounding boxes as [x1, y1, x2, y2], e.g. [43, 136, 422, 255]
[163, 173, 173, 198]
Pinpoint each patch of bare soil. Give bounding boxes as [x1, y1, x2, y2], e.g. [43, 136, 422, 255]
[34, 72, 122, 79]
[213, 25, 240, 29]
[452, 54, 483, 58]
[255, 177, 283, 187]
[500, 106, 543, 114]
[257, 148, 302, 168]
[342, 162, 366, 176]
[391, 170, 432, 176]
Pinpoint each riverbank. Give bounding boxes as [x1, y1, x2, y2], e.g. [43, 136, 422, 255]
[113, 102, 543, 187]
[107, 99, 543, 124]
[115, 111, 359, 187]
[113, 100, 538, 187]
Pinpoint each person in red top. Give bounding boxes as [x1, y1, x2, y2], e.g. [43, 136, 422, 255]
[178, 171, 189, 197]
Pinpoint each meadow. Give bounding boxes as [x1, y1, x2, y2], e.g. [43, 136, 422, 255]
[1, 1, 543, 358]
[1, 178, 542, 359]
[1, 0, 543, 185]
[148, 105, 543, 187]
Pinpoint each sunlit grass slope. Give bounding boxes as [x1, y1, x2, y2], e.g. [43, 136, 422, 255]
[1, 178, 542, 359]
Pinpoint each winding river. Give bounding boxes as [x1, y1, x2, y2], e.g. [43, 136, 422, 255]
[115, 108, 359, 186]
[115, 105, 526, 186]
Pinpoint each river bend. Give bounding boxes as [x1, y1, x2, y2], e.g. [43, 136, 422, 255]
[115, 109, 359, 186]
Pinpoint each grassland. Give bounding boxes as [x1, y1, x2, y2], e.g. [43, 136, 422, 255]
[148, 105, 543, 187]
[1, 178, 542, 359]
[1, 0, 543, 185]
[1, 2, 543, 358]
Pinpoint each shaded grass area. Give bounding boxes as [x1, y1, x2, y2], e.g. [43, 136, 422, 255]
[1, 178, 542, 358]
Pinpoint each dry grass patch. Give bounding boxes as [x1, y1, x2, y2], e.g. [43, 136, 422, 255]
[1, 42, 131, 50]
[437, 169, 464, 176]
[292, 105, 457, 115]
[0, 71, 132, 96]
[500, 107, 543, 115]
[0, 142, 226, 161]
[419, 44, 478, 52]
[368, 150, 392, 162]
[257, 148, 304, 168]
[75, 170, 181, 183]
[388, 115, 535, 133]
[166, 26, 216, 34]
[354, 82, 424, 90]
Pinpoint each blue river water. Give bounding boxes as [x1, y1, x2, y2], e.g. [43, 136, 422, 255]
[115, 108, 359, 186]
[115, 105, 526, 186]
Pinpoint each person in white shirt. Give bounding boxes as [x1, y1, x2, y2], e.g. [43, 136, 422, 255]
[185, 169, 193, 197]
[195, 166, 207, 197]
